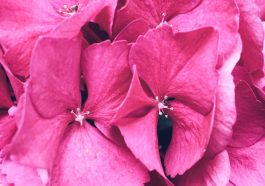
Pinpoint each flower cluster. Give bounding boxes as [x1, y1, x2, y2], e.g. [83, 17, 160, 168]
[0, 0, 265, 185]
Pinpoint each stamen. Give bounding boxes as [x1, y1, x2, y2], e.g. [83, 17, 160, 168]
[57, 3, 81, 16]
[155, 96, 174, 117]
[70, 107, 90, 126]
[158, 12, 173, 27]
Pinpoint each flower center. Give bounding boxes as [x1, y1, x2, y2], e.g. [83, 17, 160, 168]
[155, 96, 173, 118]
[70, 108, 90, 126]
[57, 3, 81, 16]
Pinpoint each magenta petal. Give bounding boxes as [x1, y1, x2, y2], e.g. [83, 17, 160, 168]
[82, 40, 131, 123]
[255, 0, 265, 20]
[170, 0, 239, 62]
[130, 25, 218, 114]
[0, 59, 24, 102]
[114, 19, 150, 43]
[1, 160, 47, 186]
[0, 67, 12, 108]
[117, 108, 164, 176]
[206, 48, 241, 155]
[177, 150, 230, 186]
[236, 0, 264, 72]
[50, 1, 115, 38]
[164, 101, 214, 177]
[51, 122, 149, 186]
[0, 115, 16, 150]
[145, 171, 174, 186]
[114, 68, 163, 175]
[29, 37, 81, 118]
[228, 138, 265, 185]
[10, 94, 71, 168]
[113, 0, 202, 35]
[0, 0, 61, 77]
[229, 82, 265, 148]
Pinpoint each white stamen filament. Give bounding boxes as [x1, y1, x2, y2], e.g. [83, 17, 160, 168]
[158, 12, 173, 27]
[71, 108, 90, 126]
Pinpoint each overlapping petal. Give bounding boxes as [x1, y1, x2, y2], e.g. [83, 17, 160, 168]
[236, 0, 264, 72]
[170, 0, 239, 64]
[10, 94, 72, 168]
[51, 122, 150, 186]
[113, 0, 202, 36]
[165, 102, 215, 176]
[82, 40, 131, 124]
[177, 150, 230, 186]
[29, 37, 82, 118]
[130, 25, 219, 114]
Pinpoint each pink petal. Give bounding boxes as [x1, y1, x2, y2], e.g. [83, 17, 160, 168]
[1, 160, 47, 186]
[50, 1, 116, 38]
[113, 0, 202, 36]
[114, 68, 163, 175]
[29, 36, 82, 118]
[0, 115, 16, 150]
[229, 82, 265, 148]
[0, 59, 24, 102]
[114, 19, 150, 43]
[227, 138, 265, 186]
[82, 40, 131, 124]
[130, 25, 219, 114]
[177, 150, 230, 186]
[9, 93, 72, 169]
[164, 101, 215, 177]
[170, 0, 239, 63]
[51, 122, 149, 186]
[0, 0, 62, 77]
[236, 0, 264, 72]
[0, 67, 12, 108]
[251, 22, 265, 99]
[255, 0, 265, 20]
[118, 108, 163, 175]
[206, 41, 241, 155]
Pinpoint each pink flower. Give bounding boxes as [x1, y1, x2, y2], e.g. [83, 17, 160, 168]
[0, 0, 117, 78]
[113, 25, 219, 177]
[5, 36, 149, 185]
